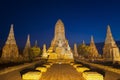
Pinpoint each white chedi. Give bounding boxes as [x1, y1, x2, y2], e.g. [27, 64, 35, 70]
[42, 44, 48, 58]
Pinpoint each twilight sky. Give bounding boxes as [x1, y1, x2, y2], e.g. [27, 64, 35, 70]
[0, 0, 120, 48]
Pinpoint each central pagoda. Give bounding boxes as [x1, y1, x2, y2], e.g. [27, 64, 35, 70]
[47, 19, 73, 60]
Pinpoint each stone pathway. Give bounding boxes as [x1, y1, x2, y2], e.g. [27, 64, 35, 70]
[40, 64, 84, 80]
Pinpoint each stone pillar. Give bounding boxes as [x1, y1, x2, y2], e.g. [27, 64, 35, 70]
[74, 43, 78, 57]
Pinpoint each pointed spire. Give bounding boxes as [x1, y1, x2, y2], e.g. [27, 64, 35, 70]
[25, 34, 31, 48]
[89, 36, 99, 57]
[53, 19, 65, 45]
[43, 44, 47, 53]
[82, 40, 85, 45]
[56, 19, 63, 25]
[6, 24, 16, 44]
[10, 24, 14, 33]
[105, 25, 115, 45]
[34, 40, 38, 47]
[55, 19, 64, 31]
[91, 35, 94, 43]
[90, 35, 95, 47]
[90, 36, 95, 47]
[74, 43, 78, 57]
[23, 34, 31, 57]
[107, 25, 112, 35]
[55, 19, 64, 27]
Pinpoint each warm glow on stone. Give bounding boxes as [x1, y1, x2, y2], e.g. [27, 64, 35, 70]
[48, 53, 58, 59]
[36, 67, 47, 72]
[48, 63, 53, 66]
[73, 64, 82, 68]
[43, 64, 51, 68]
[22, 71, 42, 80]
[70, 63, 74, 65]
[76, 67, 90, 72]
[42, 44, 48, 58]
[83, 72, 103, 80]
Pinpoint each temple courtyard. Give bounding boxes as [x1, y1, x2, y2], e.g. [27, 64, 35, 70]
[1, 19, 120, 80]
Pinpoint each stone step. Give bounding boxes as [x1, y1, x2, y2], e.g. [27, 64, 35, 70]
[36, 67, 47, 72]
[83, 72, 104, 80]
[76, 67, 90, 72]
[22, 71, 42, 80]
[73, 64, 83, 68]
[43, 64, 51, 68]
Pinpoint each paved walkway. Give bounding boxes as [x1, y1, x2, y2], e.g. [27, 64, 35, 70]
[40, 64, 84, 80]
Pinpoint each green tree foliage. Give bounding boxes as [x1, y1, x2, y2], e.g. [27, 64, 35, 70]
[77, 44, 91, 58]
[30, 46, 41, 60]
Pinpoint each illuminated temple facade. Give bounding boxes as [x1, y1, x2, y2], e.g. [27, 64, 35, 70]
[46, 19, 73, 60]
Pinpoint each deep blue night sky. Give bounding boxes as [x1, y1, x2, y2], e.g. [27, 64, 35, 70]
[0, 0, 120, 48]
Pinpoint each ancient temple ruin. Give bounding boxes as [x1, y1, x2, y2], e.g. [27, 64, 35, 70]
[1, 24, 19, 60]
[89, 36, 99, 58]
[103, 25, 120, 62]
[23, 34, 31, 58]
[47, 19, 73, 60]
